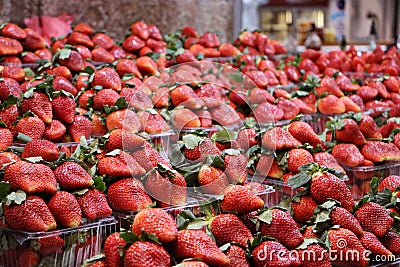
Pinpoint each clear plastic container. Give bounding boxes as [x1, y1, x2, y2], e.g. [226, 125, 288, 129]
[0, 216, 117, 267]
[261, 178, 299, 209]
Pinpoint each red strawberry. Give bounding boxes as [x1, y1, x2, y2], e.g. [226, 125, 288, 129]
[332, 143, 365, 167]
[76, 44, 92, 60]
[92, 89, 120, 111]
[1, 22, 26, 39]
[16, 248, 40, 267]
[288, 121, 325, 149]
[130, 21, 150, 39]
[0, 128, 13, 151]
[198, 165, 229, 195]
[107, 178, 152, 212]
[44, 119, 66, 141]
[220, 185, 264, 214]
[183, 136, 221, 162]
[132, 208, 178, 243]
[32, 235, 64, 256]
[122, 35, 145, 52]
[361, 141, 400, 162]
[330, 206, 363, 236]
[316, 76, 344, 97]
[291, 195, 318, 223]
[54, 161, 94, 189]
[52, 95, 76, 124]
[297, 242, 331, 267]
[58, 49, 85, 72]
[0, 151, 20, 169]
[53, 76, 78, 96]
[236, 128, 260, 150]
[131, 141, 172, 172]
[171, 85, 204, 109]
[287, 148, 314, 174]
[0, 36, 23, 55]
[195, 109, 213, 128]
[16, 116, 45, 139]
[92, 32, 114, 49]
[21, 139, 59, 161]
[73, 22, 93, 34]
[223, 245, 250, 267]
[124, 241, 171, 267]
[355, 202, 393, 237]
[259, 208, 304, 249]
[105, 109, 141, 132]
[384, 76, 400, 92]
[98, 151, 146, 177]
[67, 31, 94, 48]
[335, 118, 366, 145]
[313, 152, 345, 174]
[91, 47, 115, 62]
[105, 129, 146, 152]
[77, 189, 112, 220]
[209, 104, 242, 127]
[0, 77, 21, 101]
[318, 95, 346, 114]
[21, 91, 52, 124]
[136, 56, 158, 76]
[358, 114, 382, 139]
[171, 108, 201, 129]
[4, 195, 57, 232]
[210, 213, 252, 247]
[137, 110, 171, 134]
[0, 103, 20, 135]
[341, 95, 362, 112]
[148, 24, 162, 40]
[262, 127, 301, 150]
[104, 232, 126, 267]
[378, 175, 400, 192]
[302, 226, 320, 238]
[68, 115, 92, 142]
[360, 231, 393, 258]
[92, 67, 121, 91]
[116, 58, 142, 78]
[252, 240, 299, 267]
[4, 161, 57, 194]
[171, 230, 230, 266]
[381, 231, 400, 254]
[44, 66, 72, 80]
[48, 191, 82, 228]
[224, 153, 247, 184]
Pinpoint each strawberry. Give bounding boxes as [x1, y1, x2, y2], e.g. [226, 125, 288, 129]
[195, 109, 213, 128]
[318, 94, 346, 114]
[0, 22, 26, 39]
[355, 202, 393, 237]
[124, 241, 171, 267]
[54, 161, 94, 189]
[92, 89, 120, 110]
[52, 95, 76, 124]
[276, 98, 300, 120]
[44, 119, 66, 141]
[48, 191, 82, 228]
[148, 24, 162, 40]
[302, 226, 320, 238]
[116, 58, 142, 78]
[98, 151, 146, 177]
[358, 114, 382, 139]
[0, 151, 19, 169]
[335, 118, 366, 145]
[32, 235, 64, 256]
[183, 136, 221, 162]
[16, 248, 40, 267]
[315, 76, 344, 97]
[262, 127, 301, 150]
[45, 65, 72, 80]
[297, 242, 331, 267]
[106, 109, 141, 132]
[332, 143, 365, 167]
[76, 44, 92, 60]
[181, 26, 198, 38]
[92, 67, 121, 91]
[210, 213, 252, 247]
[92, 32, 114, 49]
[381, 231, 400, 254]
[223, 245, 250, 267]
[5, 161, 57, 194]
[330, 206, 363, 236]
[171, 230, 230, 266]
[77, 189, 112, 220]
[0, 77, 21, 101]
[58, 49, 85, 72]
[107, 178, 152, 212]
[287, 148, 314, 174]
[198, 32, 220, 48]
[91, 112, 107, 136]
[378, 175, 400, 192]
[16, 115, 45, 139]
[68, 115, 92, 142]
[131, 21, 150, 39]
[197, 165, 229, 195]
[341, 95, 362, 112]
[0, 36, 23, 55]
[122, 35, 145, 52]
[171, 85, 204, 109]
[220, 185, 264, 214]
[53, 75, 78, 96]
[91, 47, 115, 62]
[104, 232, 126, 267]
[288, 121, 325, 149]
[21, 139, 59, 161]
[21, 91, 52, 124]
[131, 141, 172, 172]
[67, 31, 94, 48]
[384, 76, 400, 92]
[121, 87, 153, 110]
[0, 128, 13, 151]
[110, 45, 127, 59]
[361, 141, 400, 162]
[209, 104, 242, 127]
[327, 228, 369, 266]
[132, 208, 178, 243]
[249, 88, 275, 104]
[73, 22, 93, 34]
[105, 129, 146, 152]
[136, 56, 158, 76]
[171, 108, 201, 129]
[137, 110, 170, 134]
[236, 128, 260, 150]
[4, 195, 57, 232]
[360, 231, 393, 258]
[259, 208, 304, 249]
[291, 195, 318, 223]
[358, 85, 379, 101]
[252, 240, 299, 267]
[224, 153, 247, 184]
[313, 152, 345, 174]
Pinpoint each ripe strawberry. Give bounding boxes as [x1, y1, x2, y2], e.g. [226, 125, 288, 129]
[330, 206, 363, 236]
[121, 87, 152, 110]
[223, 246, 251, 267]
[21, 139, 59, 161]
[45, 65, 73, 80]
[0, 128, 13, 151]
[0, 151, 19, 169]
[73, 22, 93, 34]
[302, 226, 319, 238]
[171, 108, 201, 129]
[355, 202, 393, 237]
[54, 161, 94, 189]
[260, 208, 304, 249]
[90, 112, 107, 136]
[297, 242, 331, 267]
[335, 118, 366, 145]
[16, 116, 45, 139]
[4, 195, 57, 232]
[105, 129, 146, 152]
[116, 58, 142, 78]
[276, 98, 300, 120]
[16, 248, 40, 267]
[132, 208, 178, 243]
[76, 44, 92, 60]
[236, 128, 260, 150]
[360, 231, 393, 258]
[195, 109, 213, 128]
[183, 136, 221, 162]
[171, 230, 229, 266]
[130, 21, 150, 39]
[104, 232, 126, 267]
[0, 103, 20, 135]
[124, 241, 171, 267]
[136, 56, 158, 76]
[262, 127, 301, 150]
[48, 191, 82, 228]
[122, 35, 145, 52]
[68, 115, 92, 142]
[44, 119, 66, 141]
[1, 22, 26, 39]
[91, 67, 121, 91]
[315, 76, 344, 97]
[4, 161, 57, 194]
[288, 121, 325, 149]
[148, 24, 162, 40]
[171, 85, 204, 109]
[106, 109, 141, 132]
[223, 153, 247, 184]
[175, 261, 209, 267]
[361, 141, 400, 162]
[318, 94, 346, 114]
[58, 49, 85, 72]
[0, 36, 23, 55]
[53, 75, 78, 96]
[210, 213, 252, 247]
[378, 175, 400, 192]
[77, 189, 112, 220]
[384, 76, 400, 92]
[21, 91, 52, 124]
[327, 228, 369, 266]
[32, 235, 64, 256]
[358, 114, 382, 139]
[107, 178, 152, 212]
[0, 77, 21, 101]
[67, 31, 94, 47]
[92, 89, 120, 110]
[91, 47, 115, 62]
[341, 95, 362, 112]
[91, 32, 114, 50]
[195, 83, 223, 108]
[253, 102, 283, 123]
[198, 165, 229, 195]
[332, 143, 365, 167]
[98, 151, 146, 177]
[52, 95, 76, 124]
[252, 240, 299, 267]
[291, 195, 318, 223]
[220, 185, 264, 214]
[287, 148, 314, 174]
[131, 141, 172, 172]
[381, 231, 400, 254]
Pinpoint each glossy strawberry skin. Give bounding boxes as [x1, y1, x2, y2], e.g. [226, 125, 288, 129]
[54, 161, 94, 190]
[104, 232, 126, 267]
[77, 189, 112, 220]
[48, 191, 82, 228]
[123, 241, 171, 267]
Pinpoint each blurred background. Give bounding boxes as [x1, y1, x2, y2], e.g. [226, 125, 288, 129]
[0, 0, 398, 45]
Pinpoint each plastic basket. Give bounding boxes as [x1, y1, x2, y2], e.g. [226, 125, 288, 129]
[0, 216, 117, 267]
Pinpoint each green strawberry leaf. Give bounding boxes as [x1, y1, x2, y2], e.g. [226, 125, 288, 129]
[228, 72, 244, 83]
[82, 254, 106, 266]
[222, 149, 241, 157]
[120, 232, 139, 244]
[287, 171, 311, 189]
[0, 182, 10, 200]
[59, 48, 72, 60]
[296, 238, 320, 250]
[211, 129, 236, 143]
[4, 190, 26, 205]
[331, 70, 340, 79]
[258, 210, 272, 224]
[204, 155, 225, 169]
[182, 134, 204, 149]
[93, 176, 106, 192]
[187, 218, 207, 230]
[315, 210, 331, 223]
[140, 230, 162, 245]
